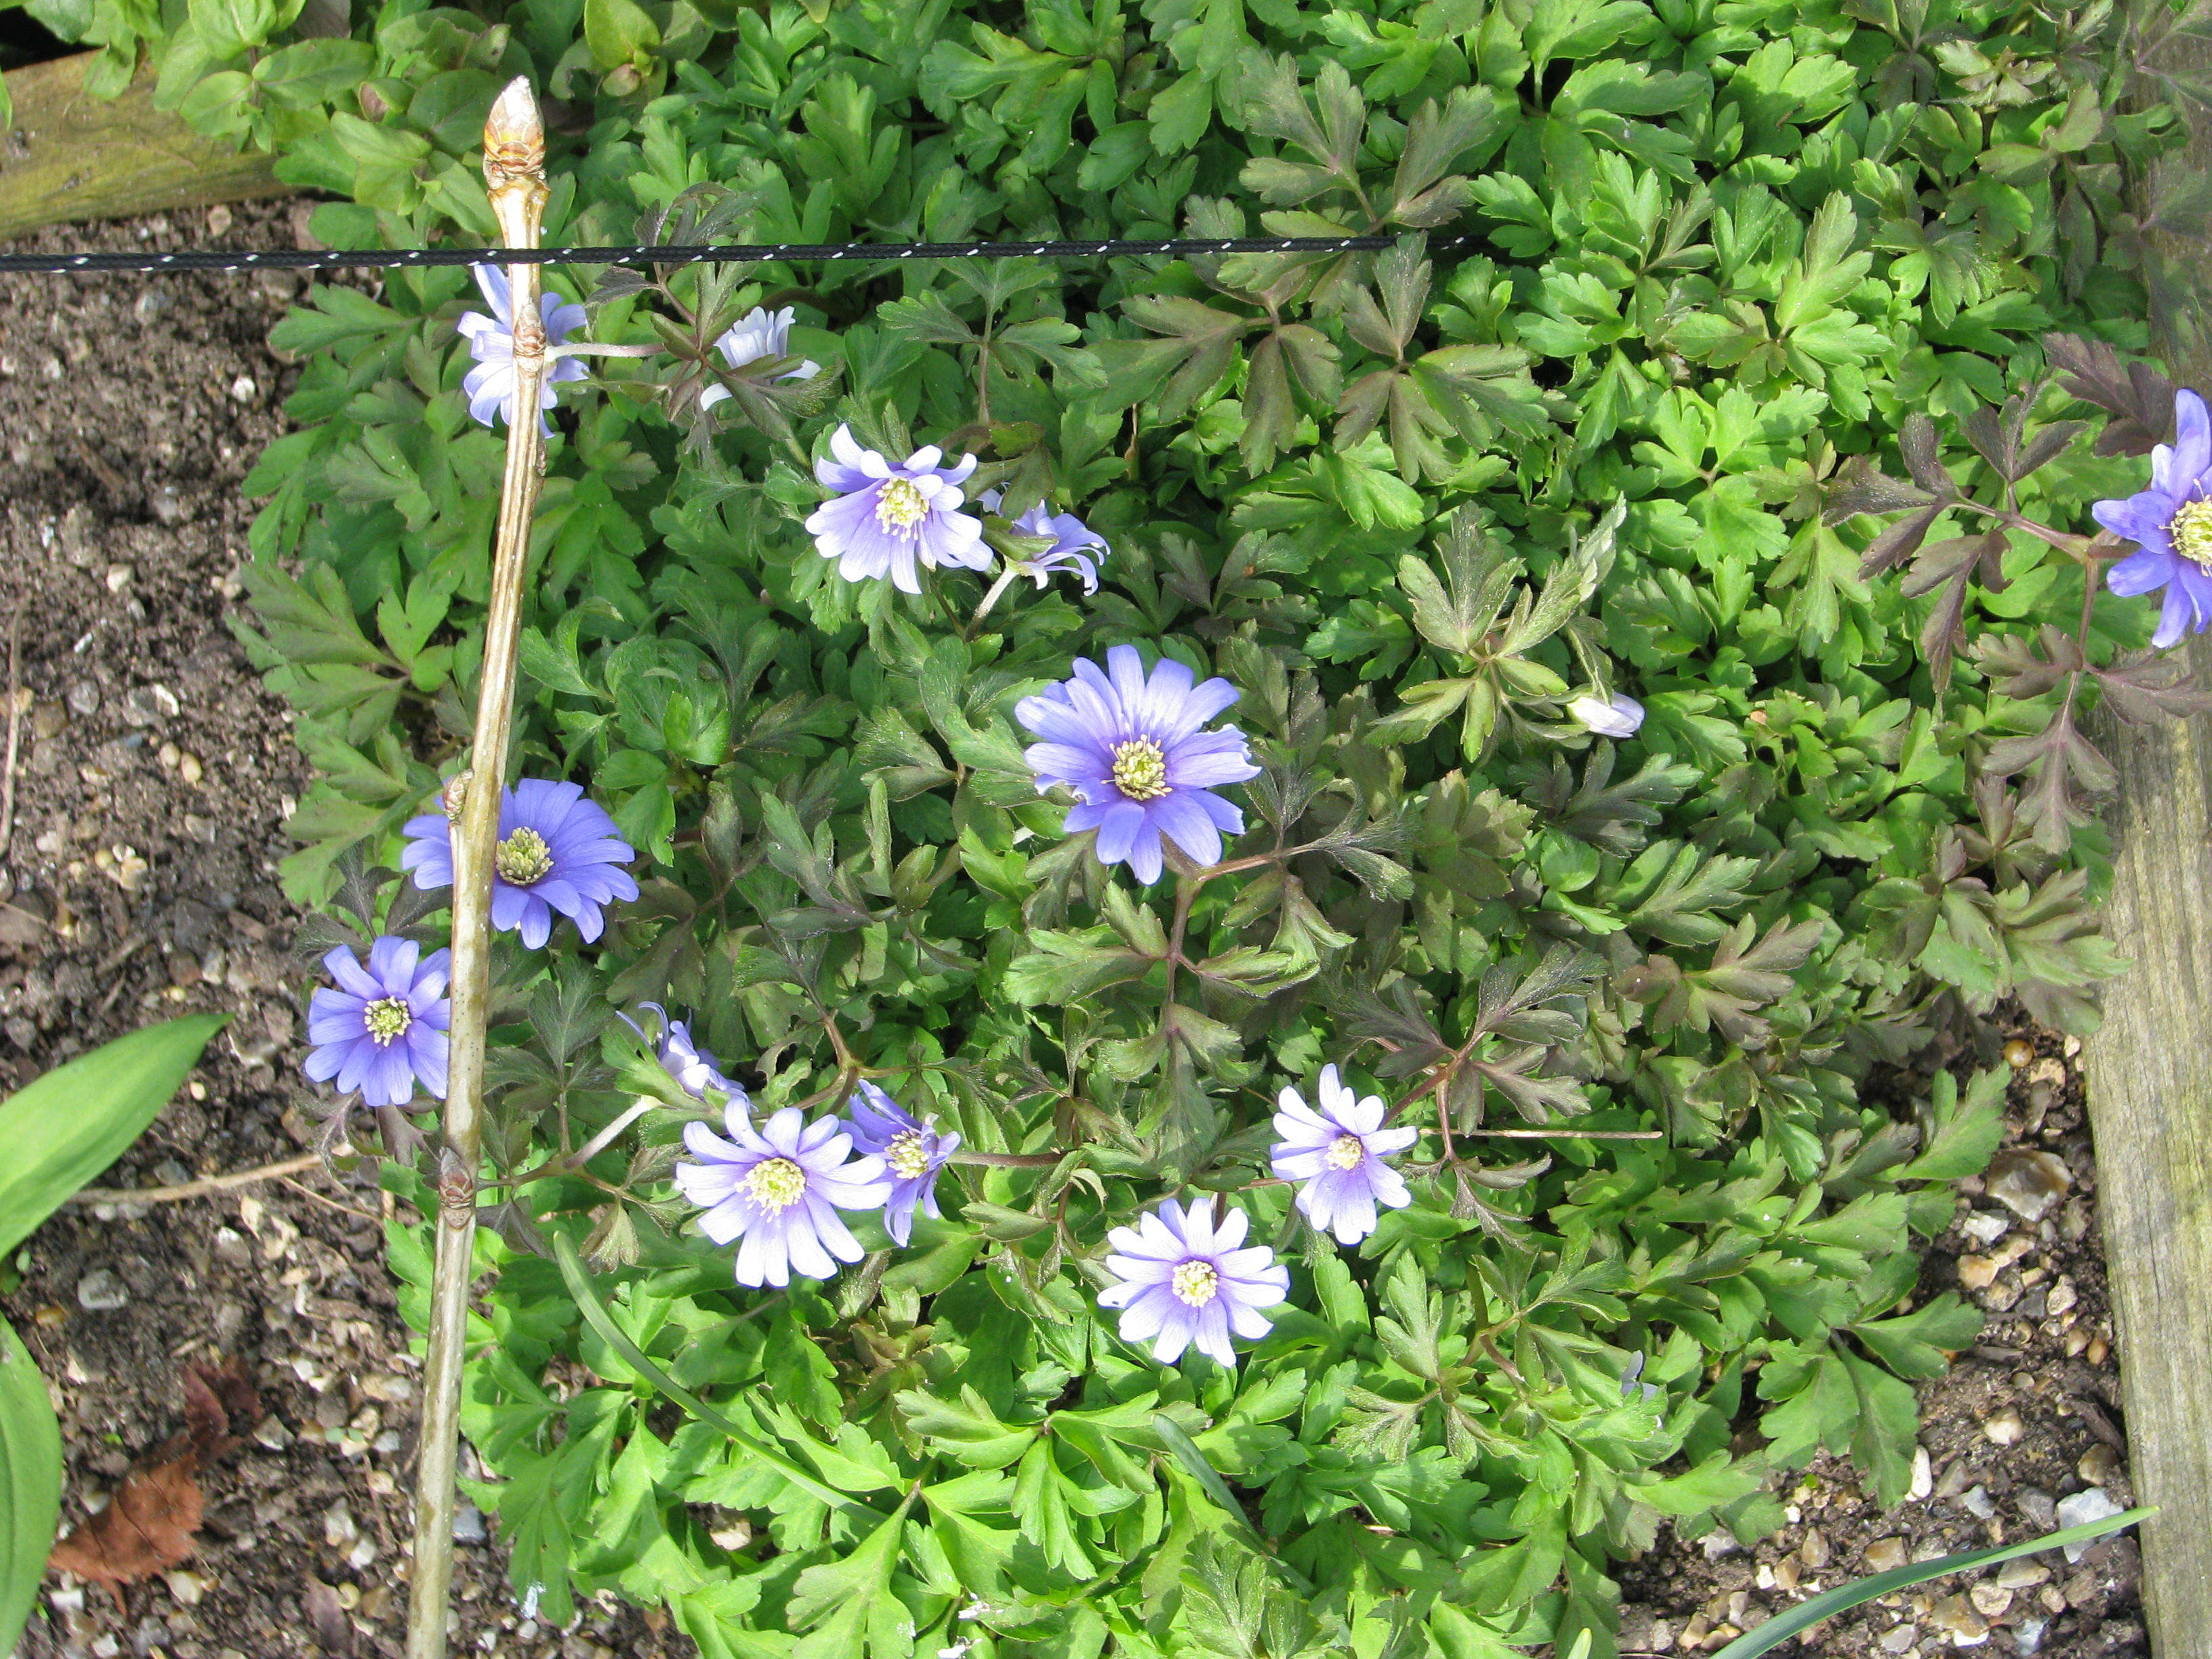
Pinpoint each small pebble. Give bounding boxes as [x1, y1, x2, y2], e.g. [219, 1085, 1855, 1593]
[1996, 1560, 2051, 1591]
[207, 204, 233, 235]
[2013, 1614, 2049, 1655]
[121, 683, 180, 726]
[2077, 1444, 2121, 1487]
[1700, 1530, 1739, 1559]
[1799, 1528, 1830, 1570]
[1959, 1210, 2009, 1246]
[2045, 1276, 2077, 1317]
[1909, 1446, 1933, 1500]
[1879, 1623, 1918, 1654]
[1986, 1149, 2072, 1223]
[1968, 1582, 2012, 1618]
[453, 1501, 488, 1544]
[1960, 1484, 1995, 1519]
[66, 681, 100, 716]
[1866, 1537, 1910, 1572]
[229, 373, 257, 403]
[2018, 1488, 2057, 1530]
[2055, 1487, 2124, 1561]
[1958, 1253, 2003, 1290]
[178, 751, 204, 785]
[323, 1500, 359, 1549]
[2003, 1038, 2034, 1068]
[1927, 1593, 1988, 1646]
[75, 1269, 128, 1311]
[104, 562, 133, 593]
[148, 484, 186, 525]
[1982, 1406, 2026, 1447]
[163, 1569, 207, 1606]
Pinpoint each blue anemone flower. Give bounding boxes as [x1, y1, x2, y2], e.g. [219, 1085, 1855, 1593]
[2093, 387, 2212, 648]
[1015, 645, 1261, 884]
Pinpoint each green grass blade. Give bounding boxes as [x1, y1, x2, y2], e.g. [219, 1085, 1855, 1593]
[0, 1013, 229, 1260]
[1711, 1507, 2155, 1659]
[0, 1315, 62, 1655]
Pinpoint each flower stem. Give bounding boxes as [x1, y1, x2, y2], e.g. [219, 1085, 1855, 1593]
[405, 77, 550, 1659]
[968, 565, 1022, 631]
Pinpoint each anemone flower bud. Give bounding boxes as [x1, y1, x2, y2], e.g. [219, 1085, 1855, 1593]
[1567, 691, 1645, 739]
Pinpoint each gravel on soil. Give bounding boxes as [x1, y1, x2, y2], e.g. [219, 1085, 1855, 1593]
[0, 203, 683, 1659]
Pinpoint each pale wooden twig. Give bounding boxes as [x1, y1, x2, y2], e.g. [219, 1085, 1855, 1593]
[1, 607, 22, 859]
[405, 76, 552, 1659]
[70, 1151, 320, 1204]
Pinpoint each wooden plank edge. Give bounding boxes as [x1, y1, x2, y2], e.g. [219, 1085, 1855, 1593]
[2081, 39, 2212, 1658]
[0, 51, 290, 243]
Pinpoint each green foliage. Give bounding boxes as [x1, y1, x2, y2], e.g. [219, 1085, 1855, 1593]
[0, 1317, 62, 1659]
[0, 1014, 229, 1260]
[140, 0, 2202, 1647]
[0, 1015, 225, 1651]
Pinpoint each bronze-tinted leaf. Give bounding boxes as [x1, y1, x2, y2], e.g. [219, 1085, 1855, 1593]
[2044, 331, 2177, 455]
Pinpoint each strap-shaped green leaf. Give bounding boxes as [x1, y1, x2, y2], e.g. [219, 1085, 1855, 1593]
[0, 1316, 62, 1656]
[0, 1013, 228, 1261]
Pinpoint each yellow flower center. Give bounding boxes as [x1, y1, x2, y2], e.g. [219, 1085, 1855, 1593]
[745, 1157, 807, 1213]
[1170, 1261, 1218, 1307]
[1326, 1134, 1366, 1171]
[886, 1130, 931, 1180]
[1110, 737, 1170, 802]
[2173, 499, 2212, 569]
[876, 477, 929, 534]
[363, 997, 412, 1046]
[495, 826, 554, 885]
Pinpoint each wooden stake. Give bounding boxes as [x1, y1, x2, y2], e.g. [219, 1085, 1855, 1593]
[403, 77, 550, 1659]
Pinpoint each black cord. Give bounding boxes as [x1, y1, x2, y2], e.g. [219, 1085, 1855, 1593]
[0, 231, 1477, 278]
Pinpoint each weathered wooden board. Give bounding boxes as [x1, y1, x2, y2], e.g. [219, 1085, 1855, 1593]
[0, 52, 287, 241]
[2084, 639, 2212, 1659]
[2083, 62, 2212, 1655]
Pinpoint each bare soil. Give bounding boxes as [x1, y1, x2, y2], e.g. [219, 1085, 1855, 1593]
[0, 205, 2142, 1659]
[0, 204, 681, 1659]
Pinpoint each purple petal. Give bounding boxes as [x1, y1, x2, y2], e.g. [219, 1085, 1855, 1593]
[1148, 790, 1226, 867]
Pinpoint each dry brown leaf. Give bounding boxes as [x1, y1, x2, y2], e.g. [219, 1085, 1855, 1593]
[47, 1356, 262, 1609]
[305, 1576, 355, 1654]
[178, 1355, 261, 1461]
[47, 1458, 204, 1605]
